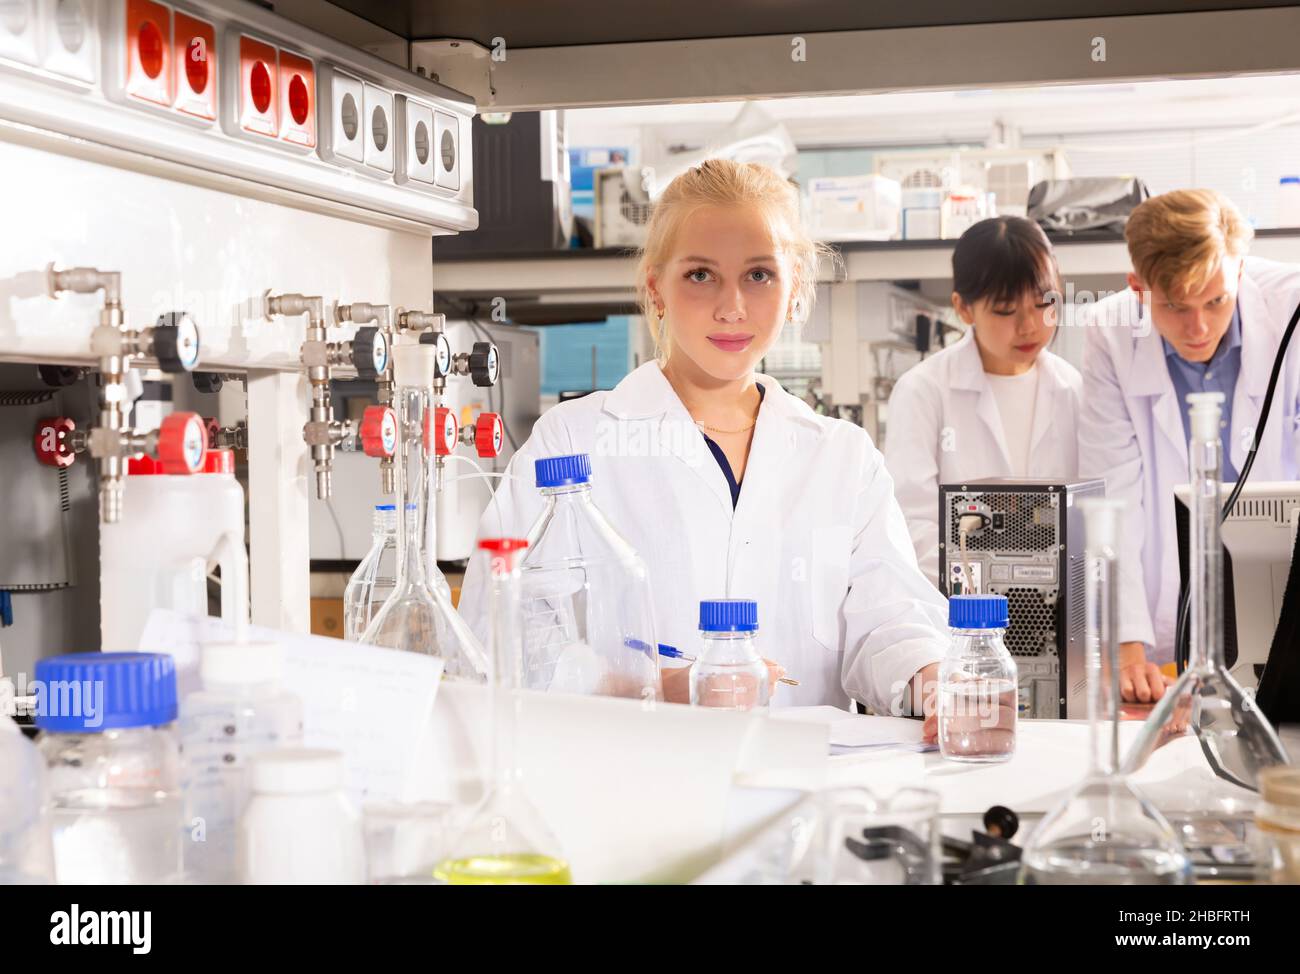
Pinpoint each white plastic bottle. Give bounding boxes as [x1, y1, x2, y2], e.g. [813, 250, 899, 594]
[35, 652, 184, 884]
[180, 640, 303, 884]
[100, 448, 244, 651]
[239, 748, 365, 885]
[0, 711, 55, 884]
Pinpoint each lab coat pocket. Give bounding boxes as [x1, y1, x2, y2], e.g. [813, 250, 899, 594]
[809, 525, 853, 652]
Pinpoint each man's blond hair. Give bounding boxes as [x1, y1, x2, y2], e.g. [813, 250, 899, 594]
[1125, 189, 1253, 298]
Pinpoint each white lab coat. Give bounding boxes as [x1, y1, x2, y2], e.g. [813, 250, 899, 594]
[883, 330, 1084, 586]
[457, 361, 950, 714]
[1079, 256, 1300, 659]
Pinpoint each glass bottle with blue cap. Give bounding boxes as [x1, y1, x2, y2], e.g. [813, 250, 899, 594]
[344, 503, 453, 642]
[938, 595, 1018, 763]
[34, 652, 184, 883]
[690, 599, 769, 711]
[518, 454, 660, 700]
[0, 705, 54, 884]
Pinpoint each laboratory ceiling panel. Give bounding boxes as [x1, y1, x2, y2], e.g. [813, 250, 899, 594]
[321, 0, 1296, 45]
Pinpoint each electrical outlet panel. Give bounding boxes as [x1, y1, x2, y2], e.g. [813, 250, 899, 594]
[0, 0, 41, 66]
[317, 63, 363, 165]
[395, 94, 434, 185]
[362, 81, 394, 173]
[39, 0, 98, 83]
[433, 108, 460, 191]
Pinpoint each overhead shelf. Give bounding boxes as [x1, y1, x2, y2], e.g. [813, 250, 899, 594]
[432, 229, 1300, 320]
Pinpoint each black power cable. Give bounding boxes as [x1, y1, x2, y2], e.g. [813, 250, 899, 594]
[1174, 299, 1300, 672]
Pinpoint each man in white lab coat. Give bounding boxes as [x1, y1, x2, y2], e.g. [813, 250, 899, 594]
[1079, 189, 1300, 701]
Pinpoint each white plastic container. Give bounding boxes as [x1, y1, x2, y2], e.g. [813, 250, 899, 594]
[180, 640, 304, 884]
[805, 174, 901, 241]
[940, 187, 990, 239]
[100, 449, 245, 651]
[0, 712, 55, 885]
[1279, 176, 1300, 228]
[239, 748, 365, 885]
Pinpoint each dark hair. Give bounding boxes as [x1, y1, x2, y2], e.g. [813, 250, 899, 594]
[951, 216, 1059, 308]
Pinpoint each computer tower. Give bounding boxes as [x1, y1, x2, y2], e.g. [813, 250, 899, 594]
[938, 478, 1104, 719]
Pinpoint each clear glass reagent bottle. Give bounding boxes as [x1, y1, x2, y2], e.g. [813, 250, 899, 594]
[938, 595, 1017, 763]
[690, 599, 769, 711]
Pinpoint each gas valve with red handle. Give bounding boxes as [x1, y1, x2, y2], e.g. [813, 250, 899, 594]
[156, 412, 208, 474]
[33, 417, 77, 468]
[424, 406, 459, 457]
[461, 412, 504, 459]
[35, 412, 207, 473]
[359, 405, 398, 459]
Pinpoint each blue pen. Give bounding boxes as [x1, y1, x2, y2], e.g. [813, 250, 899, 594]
[630, 640, 798, 686]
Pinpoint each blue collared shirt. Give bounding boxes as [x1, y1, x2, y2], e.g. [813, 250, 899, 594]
[1162, 303, 1243, 482]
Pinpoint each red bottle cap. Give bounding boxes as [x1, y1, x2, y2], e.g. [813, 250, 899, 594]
[203, 449, 235, 475]
[128, 455, 164, 475]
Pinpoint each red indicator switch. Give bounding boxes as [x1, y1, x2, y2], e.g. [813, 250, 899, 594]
[124, 0, 173, 107]
[278, 49, 316, 149]
[173, 10, 216, 121]
[236, 34, 278, 138]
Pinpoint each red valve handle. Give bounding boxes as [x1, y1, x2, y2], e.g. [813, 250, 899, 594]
[475, 412, 504, 459]
[158, 412, 208, 475]
[201, 415, 222, 450]
[34, 417, 76, 468]
[360, 405, 398, 459]
[426, 406, 459, 457]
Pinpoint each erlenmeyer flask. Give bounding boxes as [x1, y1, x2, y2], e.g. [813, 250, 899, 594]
[1019, 498, 1192, 884]
[434, 538, 572, 885]
[361, 344, 487, 680]
[1122, 392, 1290, 845]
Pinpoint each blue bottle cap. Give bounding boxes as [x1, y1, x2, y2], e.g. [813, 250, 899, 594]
[948, 594, 1009, 629]
[535, 454, 592, 489]
[375, 504, 396, 511]
[699, 599, 759, 632]
[33, 652, 178, 732]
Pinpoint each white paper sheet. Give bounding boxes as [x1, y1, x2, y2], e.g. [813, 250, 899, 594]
[771, 705, 928, 750]
[137, 609, 443, 805]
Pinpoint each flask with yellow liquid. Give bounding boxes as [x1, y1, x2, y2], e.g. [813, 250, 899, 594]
[434, 538, 572, 885]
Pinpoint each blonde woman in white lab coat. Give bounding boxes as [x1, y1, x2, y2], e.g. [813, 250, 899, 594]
[885, 217, 1083, 588]
[458, 159, 950, 733]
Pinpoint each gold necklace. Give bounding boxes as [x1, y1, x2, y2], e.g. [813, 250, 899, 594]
[696, 418, 757, 435]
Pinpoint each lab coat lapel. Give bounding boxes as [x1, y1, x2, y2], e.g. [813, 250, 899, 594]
[1027, 355, 1059, 459]
[732, 374, 794, 522]
[602, 362, 734, 515]
[1128, 326, 1188, 470]
[953, 333, 1013, 471]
